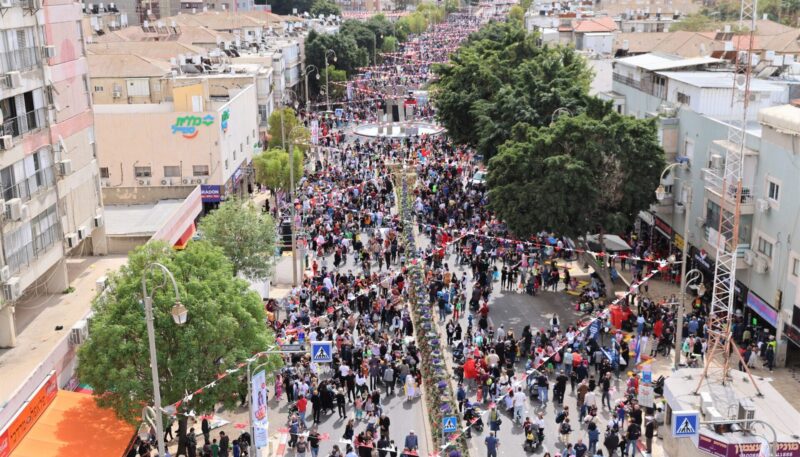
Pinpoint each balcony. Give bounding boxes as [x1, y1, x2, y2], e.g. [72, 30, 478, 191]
[0, 47, 40, 74]
[702, 168, 756, 214]
[0, 108, 46, 139]
[700, 228, 751, 270]
[1, 168, 56, 203]
[612, 72, 642, 90]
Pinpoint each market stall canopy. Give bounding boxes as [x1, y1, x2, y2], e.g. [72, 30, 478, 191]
[10, 390, 135, 457]
[584, 234, 633, 253]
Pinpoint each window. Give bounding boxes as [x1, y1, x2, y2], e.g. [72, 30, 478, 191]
[793, 258, 800, 277]
[31, 204, 59, 255]
[0, 88, 46, 138]
[163, 166, 181, 178]
[192, 165, 209, 176]
[677, 92, 691, 105]
[126, 79, 151, 97]
[757, 236, 773, 259]
[100, 167, 110, 179]
[768, 180, 780, 202]
[94, 86, 104, 92]
[0, 148, 54, 202]
[0, 27, 40, 73]
[134, 166, 152, 178]
[225, 159, 229, 170]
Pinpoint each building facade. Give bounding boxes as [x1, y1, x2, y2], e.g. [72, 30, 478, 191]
[0, 0, 105, 348]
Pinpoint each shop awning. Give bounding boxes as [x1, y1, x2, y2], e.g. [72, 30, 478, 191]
[173, 222, 196, 250]
[10, 390, 135, 457]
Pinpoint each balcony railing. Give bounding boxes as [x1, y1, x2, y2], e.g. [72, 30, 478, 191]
[6, 224, 61, 274]
[2, 169, 56, 203]
[0, 108, 45, 139]
[702, 168, 756, 204]
[0, 47, 40, 74]
[612, 72, 641, 90]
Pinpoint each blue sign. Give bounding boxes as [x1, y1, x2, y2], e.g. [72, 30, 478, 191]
[335, 108, 343, 118]
[201, 185, 221, 203]
[588, 320, 601, 340]
[747, 291, 778, 327]
[672, 410, 699, 438]
[311, 341, 333, 363]
[442, 415, 458, 433]
[641, 368, 652, 384]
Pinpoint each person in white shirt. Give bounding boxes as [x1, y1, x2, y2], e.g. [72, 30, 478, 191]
[513, 388, 527, 424]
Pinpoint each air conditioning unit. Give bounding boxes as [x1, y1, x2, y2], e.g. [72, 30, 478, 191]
[3, 277, 21, 302]
[695, 217, 705, 228]
[19, 204, 28, 220]
[112, 90, 122, 98]
[95, 275, 108, 291]
[137, 179, 150, 186]
[0, 0, 13, 8]
[100, 178, 110, 187]
[0, 266, 10, 283]
[77, 225, 88, 240]
[93, 214, 104, 228]
[25, 0, 41, 10]
[743, 249, 756, 266]
[737, 399, 756, 431]
[756, 198, 770, 213]
[182, 178, 190, 184]
[675, 202, 685, 214]
[6, 198, 22, 220]
[161, 179, 172, 186]
[41, 45, 57, 59]
[69, 319, 89, 346]
[0, 135, 13, 150]
[755, 257, 769, 274]
[65, 232, 78, 248]
[57, 159, 73, 176]
[4, 71, 21, 89]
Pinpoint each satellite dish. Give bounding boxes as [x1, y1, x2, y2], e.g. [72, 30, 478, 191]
[736, 74, 746, 87]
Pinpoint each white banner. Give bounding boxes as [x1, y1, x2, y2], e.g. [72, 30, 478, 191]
[310, 119, 319, 145]
[251, 370, 269, 448]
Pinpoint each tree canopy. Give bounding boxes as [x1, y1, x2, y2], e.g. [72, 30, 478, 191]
[310, 0, 340, 17]
[197, 198, 277, 280]
[266, 0, 313, 14]
[486, 106, 665, 238]
[433, 21, 593, 160]
[77, 241, 281, 453]
[267, 107, 310, 151]
[253, 147, 305, 195]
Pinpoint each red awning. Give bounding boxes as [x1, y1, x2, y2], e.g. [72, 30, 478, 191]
[173, 222, 196, 250]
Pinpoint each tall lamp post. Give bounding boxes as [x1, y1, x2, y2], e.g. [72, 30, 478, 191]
[324, 49, 337, 114]
[654, 161, 693, 370]
[372, 32, 383, 65]
[303, 65, 319, 110]
[279, 89, 300, 286]
[141, 262, 187, 457]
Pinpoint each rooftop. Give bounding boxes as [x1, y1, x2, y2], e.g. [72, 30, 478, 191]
[758, 103, 800, 135]
[615, 53, 725, 71]
[656, 71, 785, 91]
[665, 367, 800, 440]
[105, 200, 187, 236]
[87, 41, 206, 59]
[573, 16, 618, 33]
[87, 53, 171, 78]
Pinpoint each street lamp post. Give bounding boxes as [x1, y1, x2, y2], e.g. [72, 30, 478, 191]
[303, 65, 319, 110]
[654, 161, 695, 370]
[141, 262, 187, 457]
[372, 33, 383, 65]
[278, 90, 300, 286]
[324, 49, 337, 114]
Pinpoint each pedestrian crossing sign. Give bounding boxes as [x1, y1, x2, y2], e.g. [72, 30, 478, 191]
[311, 341, 333, 363]
[672, 410, 699, 438]
[442, 415, 458, 433]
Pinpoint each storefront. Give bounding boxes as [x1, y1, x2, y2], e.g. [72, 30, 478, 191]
[782, 314, 800, 367]
[201, 184, 223, 213]
[652, 215, 675, 257]
[745, 290, 778, 338]
[686, 246, 748, 314]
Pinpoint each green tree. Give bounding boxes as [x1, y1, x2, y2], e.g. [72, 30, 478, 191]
[197, 198, 277, 280]
[77, 241, 281, 456]
[267, 107, 310, 151]
[398, 12, 429, 35]
[310, 0, 341, 16]
[417, 3, 446, 24]
[433, 21, 593, 160]
[321, 66, 347, 100]
[340, 20, 381, 64]
[445, 0, 460, 13]
[305, 30, 369, 95]
[382, 35, 399, 52]
[267, 0, 313, 14]
[669, 13, 716, 31]
[487, 108, 664, 280]
[508, 4, 525, 22]
[252, 147, 305, 206]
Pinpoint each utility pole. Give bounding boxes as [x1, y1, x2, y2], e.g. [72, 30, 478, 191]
[289, 142, 298, 287]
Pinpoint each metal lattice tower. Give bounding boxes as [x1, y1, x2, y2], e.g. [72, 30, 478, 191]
[739, 0, 758, 28]
[695, 21, 762, 394]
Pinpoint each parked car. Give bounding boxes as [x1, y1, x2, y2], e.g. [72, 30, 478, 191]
[471, 170, 487, 187]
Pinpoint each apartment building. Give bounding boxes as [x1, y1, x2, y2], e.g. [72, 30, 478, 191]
[0, 0, 105, 348]
[605, 52, 800, 366]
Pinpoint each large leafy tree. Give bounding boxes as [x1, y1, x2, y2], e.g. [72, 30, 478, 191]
[78, 241, 281, 455]
[487, 107, 665, 239]
[266, 0, 313, 14]
[433, 21, 593, 160]
[310, 0, 340, 17]
[305, 30, 369, 95]
[198, 198, 277, 280]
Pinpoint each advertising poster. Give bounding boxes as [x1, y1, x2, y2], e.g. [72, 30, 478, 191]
[251, 370, 269, 448]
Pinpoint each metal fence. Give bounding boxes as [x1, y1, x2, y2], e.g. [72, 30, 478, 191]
[0, 108, 45, 138]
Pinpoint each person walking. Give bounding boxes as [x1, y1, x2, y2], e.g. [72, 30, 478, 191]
[485, 432, 500, 457]
[309, 427, 321, 457]
[513, 387, 526, 424]
[404, 431, 418, 451]
[625, 422, 641, 457]
[187, 428, 198, 457]
[219, 431, 230, 457]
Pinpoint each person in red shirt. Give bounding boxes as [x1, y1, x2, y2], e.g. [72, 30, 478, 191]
[297, 395, 308, 429]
